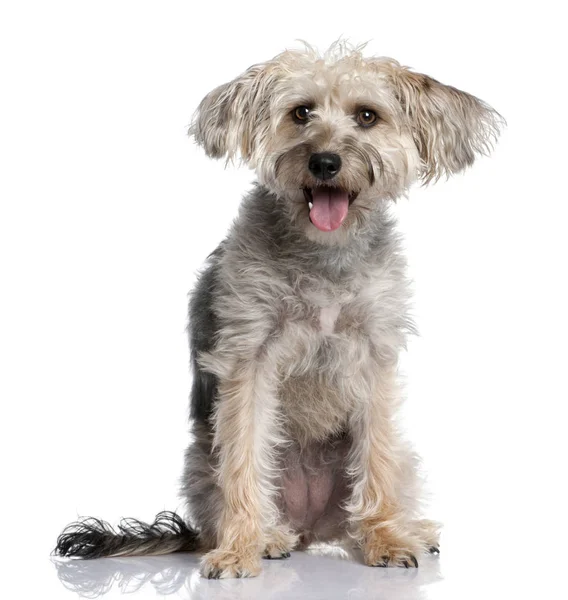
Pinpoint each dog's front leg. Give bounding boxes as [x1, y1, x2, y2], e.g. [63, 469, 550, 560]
[347, 368, 423, 568]
[200, 358, 282, 579]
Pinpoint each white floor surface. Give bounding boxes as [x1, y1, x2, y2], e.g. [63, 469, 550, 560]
[43, 540, 552, 600]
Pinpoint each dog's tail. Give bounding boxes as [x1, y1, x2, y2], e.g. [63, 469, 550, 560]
[54, 511, 199, 559]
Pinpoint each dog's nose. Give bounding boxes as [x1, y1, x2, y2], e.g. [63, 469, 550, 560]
[308, 153, 342, 180]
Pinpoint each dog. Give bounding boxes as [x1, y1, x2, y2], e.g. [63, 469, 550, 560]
[55, 42, 502, 579]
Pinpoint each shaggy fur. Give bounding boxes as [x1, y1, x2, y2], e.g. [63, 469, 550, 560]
[56, 512, 198, 559]
[54, 41, 502, 578]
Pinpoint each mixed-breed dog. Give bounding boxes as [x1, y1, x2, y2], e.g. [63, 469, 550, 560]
[55, 42, 502, 579]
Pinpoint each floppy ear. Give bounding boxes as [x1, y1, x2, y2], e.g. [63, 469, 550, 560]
[190, 62, 275, 163]
[386, 63, 504, 183]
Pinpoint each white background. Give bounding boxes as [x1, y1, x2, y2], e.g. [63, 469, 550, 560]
[1, 1, 567, 599]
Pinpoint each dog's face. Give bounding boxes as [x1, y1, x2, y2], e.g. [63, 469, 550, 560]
[191, 44, 502, 245]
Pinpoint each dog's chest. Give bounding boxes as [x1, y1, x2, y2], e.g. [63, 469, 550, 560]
[293, 281, 355, 334]
[277, 285, 380, 444]
[288, 290, 376, 380]
[317, 303, 341, 335]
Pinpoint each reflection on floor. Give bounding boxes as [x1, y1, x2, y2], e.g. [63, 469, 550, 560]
[52, 545, 442, 600]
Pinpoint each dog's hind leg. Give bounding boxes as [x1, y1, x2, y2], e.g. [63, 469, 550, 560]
[181, 422, 223, 551]
[262, 525, 299, 560]
[411, 518, 441, 554]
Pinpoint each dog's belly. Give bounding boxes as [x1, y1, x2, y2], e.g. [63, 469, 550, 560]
[277, 435, 350, 544]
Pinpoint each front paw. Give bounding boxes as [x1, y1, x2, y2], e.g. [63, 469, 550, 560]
[364, 531, 421, 569]
[200, 548, 262, 579]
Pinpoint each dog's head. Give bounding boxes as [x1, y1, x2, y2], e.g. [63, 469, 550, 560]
[191, 43, 503, 244]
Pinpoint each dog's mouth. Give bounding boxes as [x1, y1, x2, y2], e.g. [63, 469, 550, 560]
[303, 187, 358, 232]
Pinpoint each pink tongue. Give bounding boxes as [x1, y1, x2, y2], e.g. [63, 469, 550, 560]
[309, 188, 350, 232]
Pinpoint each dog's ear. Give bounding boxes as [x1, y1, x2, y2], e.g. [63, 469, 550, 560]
[190, 62, 275, 163]
[384, 63, 504, 183]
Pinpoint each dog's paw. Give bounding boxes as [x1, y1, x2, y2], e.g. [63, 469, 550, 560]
[262, 539, 291, 560]
[364, 532, 421, 569]
[262, 526, 298, 560]
[200, 548, 262, 579]
[263, 547, 291, 560]
[410, 518, 441, 554]
[369, 549, 419, 568]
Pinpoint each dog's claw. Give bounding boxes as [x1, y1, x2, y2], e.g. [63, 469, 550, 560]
[411, 555, 419, 568]
[263, 550, 291, 560]
[402, 559, 409, 568]
[429, 546, 440, 554]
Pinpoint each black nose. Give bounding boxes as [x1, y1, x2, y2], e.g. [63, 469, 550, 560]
[308, 152, 342, 181]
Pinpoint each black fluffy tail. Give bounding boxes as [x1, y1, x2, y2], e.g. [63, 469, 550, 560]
[54, 511, 199, 559]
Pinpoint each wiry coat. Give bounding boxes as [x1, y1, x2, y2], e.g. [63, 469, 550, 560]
[183, 186, 417, 547]
[54, 42, 502, 578]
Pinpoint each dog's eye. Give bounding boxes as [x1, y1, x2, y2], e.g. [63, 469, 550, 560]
[356, 109, 378, 127]
[293, 106, 312, 123]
